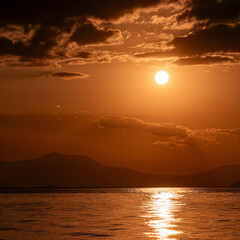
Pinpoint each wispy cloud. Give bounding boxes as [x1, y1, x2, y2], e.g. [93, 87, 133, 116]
[44, 71, 89, 80]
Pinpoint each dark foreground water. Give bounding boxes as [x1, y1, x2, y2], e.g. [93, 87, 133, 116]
[0, 188, 240, 239]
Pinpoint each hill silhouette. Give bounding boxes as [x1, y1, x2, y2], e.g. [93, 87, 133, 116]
[0, 153, 240, 188]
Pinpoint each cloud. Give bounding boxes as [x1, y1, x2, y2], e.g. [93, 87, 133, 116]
[98, 116, 188, 138]
[70, 21, 121, 46]
[98, 115, 240, 149]
[0, 0, 178, 66]
[153, 137, 187, 148]
[135, 24, 240, 63]
[170, 24, 240, 55]
[98, 116, 142, 129]
[73, 52, 92, 58]
[0, 23, 119, 62]
[0, 26, 60, 67]
[0, 1, 167, 49]
[0, 1, 175, 26]
[153, 134, 218, 148]
[133, 1, 240, 66]
[46, 71, 89, 80]
[0, 26, 59, 57]
[134, 50, 175, 58]
[146, 123, 188, 138]
[178, 0, 240, 24]
[184, 135, 217, 148]
[221, 128, 240, 136]
[0, 0, 239, 67]
[67, 50, 133, 66]
[173, 55, 235, 66]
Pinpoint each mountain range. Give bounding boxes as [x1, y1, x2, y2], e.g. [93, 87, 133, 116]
[0, 153, 240, 188]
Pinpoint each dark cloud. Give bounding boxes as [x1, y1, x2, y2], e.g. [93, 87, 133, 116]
[70, 21, 119, 46]
[2, 59, 54, 68]
[74, 52, 92, 58]
[178, 0, 240, 24]
[99, 117, 142, 129]
[174, 55, 235, 66]
[45, 71, 89, 80]
[0, 23, 117, 63]
[1, 0, 239, 66]
[0, 22, 118, 60]
[0, 1, 172, 63]
[135, 24, 240, 61]
[0, 0, 173, 27]
[171, 24, 240, 55]
[134, 50, 174, 58]
[0, 26, 58, 58]
[134, 0, 240, 66]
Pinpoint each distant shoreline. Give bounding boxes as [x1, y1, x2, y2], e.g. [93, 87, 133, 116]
[0, 186, 239, 190]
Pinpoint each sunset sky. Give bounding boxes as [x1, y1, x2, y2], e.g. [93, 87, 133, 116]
[0, 0, 240, 174]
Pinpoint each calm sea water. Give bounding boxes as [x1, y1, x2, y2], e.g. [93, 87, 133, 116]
[0, 188, 240, 239]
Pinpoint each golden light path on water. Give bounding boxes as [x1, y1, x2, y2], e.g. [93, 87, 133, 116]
[143, 189, 184, 239]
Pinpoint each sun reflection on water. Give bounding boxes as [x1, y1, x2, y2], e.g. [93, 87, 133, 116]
[144, 190, 183, 239]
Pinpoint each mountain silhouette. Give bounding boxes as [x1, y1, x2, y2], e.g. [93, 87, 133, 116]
[0, 153, 240, 188]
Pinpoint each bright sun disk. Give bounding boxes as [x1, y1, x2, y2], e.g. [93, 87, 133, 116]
[155, 71, 169, 85]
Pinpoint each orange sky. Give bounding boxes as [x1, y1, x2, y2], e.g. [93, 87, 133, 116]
[0, 0, 240, 174]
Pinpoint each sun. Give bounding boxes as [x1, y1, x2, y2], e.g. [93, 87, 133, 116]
[155, 71, 169, 85]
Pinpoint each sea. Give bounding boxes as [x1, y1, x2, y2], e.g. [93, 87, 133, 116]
[0, 188, 240, 239]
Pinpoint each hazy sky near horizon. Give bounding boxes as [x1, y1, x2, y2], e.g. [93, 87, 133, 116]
[0, 0, 240, 174]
